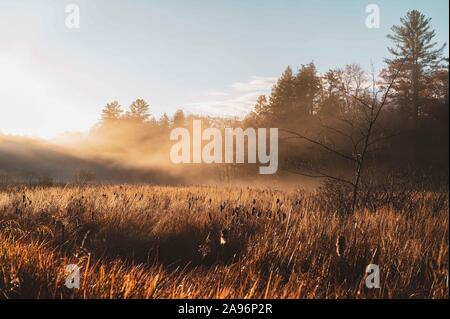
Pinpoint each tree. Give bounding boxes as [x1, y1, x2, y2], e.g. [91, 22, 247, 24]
[422, 60, 449, 120]
[318, 69, 344, 117]
[127, 99, 151, 122]
[159, 113, 170, 131]
[293, 62, 321, 116]
[341, 64, 368, 113]
[284, 60, 407, 214]
[101, 101, 123, 123]
[384, 10, 446, 128]
[172, 109, 186, 127]
[424, 58, 449, 102]
[251, 95, 270, 125]
[268, 66, 296, 123]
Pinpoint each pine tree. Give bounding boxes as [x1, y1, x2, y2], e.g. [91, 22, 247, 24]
[159, 113, 170, 131]
[252, 95, 270, 125]
[101, 101, 123, 123]
[384, 10, 446, 128]
[294, 62, 321, 116]
[318, 69, 344, 118]
[127, 99, 151, 122]
[268, 66, 295, 123]
[172, 109, 186, 127]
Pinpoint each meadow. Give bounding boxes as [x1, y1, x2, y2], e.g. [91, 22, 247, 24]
[0, 183, 448, 299]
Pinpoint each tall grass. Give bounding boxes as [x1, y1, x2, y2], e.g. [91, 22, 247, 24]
[0, 184, 448, 298]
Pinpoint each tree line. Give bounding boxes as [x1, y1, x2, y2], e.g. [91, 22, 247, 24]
[93, 10, 448, 186]
[246, 11, 447, 129]
[99, 10, 447, 132]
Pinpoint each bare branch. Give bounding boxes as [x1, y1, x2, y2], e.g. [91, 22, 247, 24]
[317, 117, 355, 144]
[348, 92, 373, 110]
[373, 55, 409, 123]
[280, 128, 358, 163]
[339, 117, 366, 138]
[285, 168, 356, 187]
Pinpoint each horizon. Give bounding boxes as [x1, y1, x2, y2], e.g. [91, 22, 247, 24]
[0, 0, 449, 139]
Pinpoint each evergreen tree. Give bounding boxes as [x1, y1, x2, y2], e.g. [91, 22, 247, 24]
[252, 95, 270, 125]
[318, 69, 344, 118]
[268, 66, 295, 123]
[127, 99, 151, 122]
[294, 62, 321, 116]
[101, 101, 123, 123]
[159, 113, 170, 131]
[172, 109, 186, 127]
[384, 10, 446, 127]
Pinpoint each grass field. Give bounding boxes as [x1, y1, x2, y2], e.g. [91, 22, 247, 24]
[0, 184, 448, 299]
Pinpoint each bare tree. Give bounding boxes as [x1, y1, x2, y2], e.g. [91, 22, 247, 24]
[283, 58, 407, 213]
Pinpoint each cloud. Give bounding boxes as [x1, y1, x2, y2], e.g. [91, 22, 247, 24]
[231, 76, 277, 92]
[184, 76, 276, 118]
[206, 91, 229, 97]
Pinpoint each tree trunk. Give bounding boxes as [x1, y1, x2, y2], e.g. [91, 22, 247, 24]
[412, 62, 420, 129]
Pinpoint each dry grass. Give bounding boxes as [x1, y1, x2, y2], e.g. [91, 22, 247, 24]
[0, 184, 448, 299]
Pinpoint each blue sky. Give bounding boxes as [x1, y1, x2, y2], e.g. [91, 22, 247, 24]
[0, 0, 448, 138]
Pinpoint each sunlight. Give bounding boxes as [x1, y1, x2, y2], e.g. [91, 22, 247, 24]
[0, 51, 93, 139]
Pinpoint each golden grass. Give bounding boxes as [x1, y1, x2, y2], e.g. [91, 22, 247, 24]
[0, 185, 448, 299]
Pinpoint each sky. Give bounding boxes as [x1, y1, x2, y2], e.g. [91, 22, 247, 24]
[0, 0, 448, 138]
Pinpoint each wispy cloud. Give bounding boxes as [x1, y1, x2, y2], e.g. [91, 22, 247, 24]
[206, 91, 229, 97]
[231, 76, 277, 92]
[185, 76, 276, 118]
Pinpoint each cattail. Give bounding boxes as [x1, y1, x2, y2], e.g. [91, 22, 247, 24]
[220, 229, 228, 245]
[336, 235, 346, 257]
[54, 219, 65, 242]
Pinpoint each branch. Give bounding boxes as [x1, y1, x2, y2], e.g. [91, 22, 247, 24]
[349, 92, 373, 110]
[285, 168, 355, 187]
[317, 117, 356, 145]
[373, 55, 409, 123]
[338, 117, 366, 138]
[280, 128, 357, 163]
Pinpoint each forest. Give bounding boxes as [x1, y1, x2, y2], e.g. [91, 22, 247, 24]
[84, 10, 449, 187]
